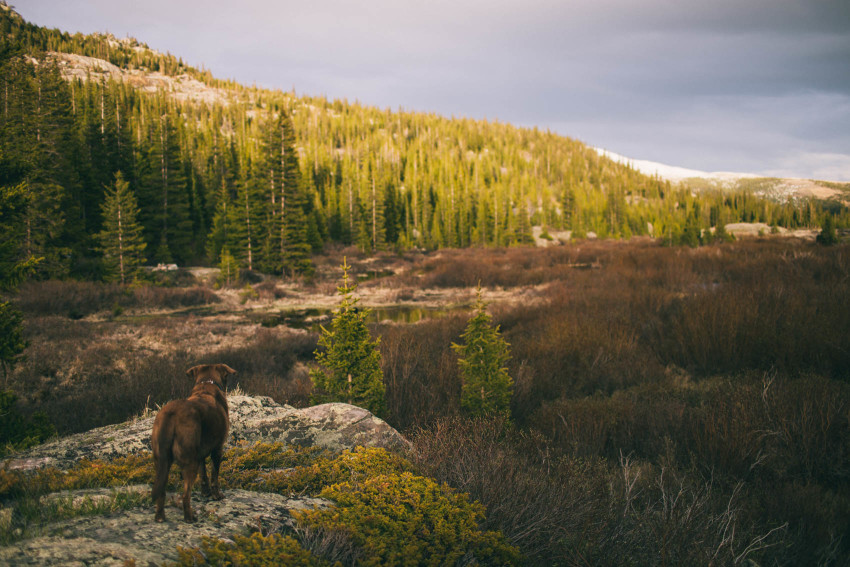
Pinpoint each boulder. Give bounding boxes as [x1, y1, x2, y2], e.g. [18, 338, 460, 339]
[0, 395, 408, 565]
[4, 394, 409, 471]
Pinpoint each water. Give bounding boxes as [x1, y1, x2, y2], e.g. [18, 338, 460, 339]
[258, 304, 469, 330]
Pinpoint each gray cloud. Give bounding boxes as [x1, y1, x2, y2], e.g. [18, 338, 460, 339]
[17, 0, 850, 180]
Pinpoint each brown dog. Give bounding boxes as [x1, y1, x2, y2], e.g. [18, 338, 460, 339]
[151, 363, 235, 522]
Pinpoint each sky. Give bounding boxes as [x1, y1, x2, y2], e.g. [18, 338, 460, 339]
[16, 0, 850, 181]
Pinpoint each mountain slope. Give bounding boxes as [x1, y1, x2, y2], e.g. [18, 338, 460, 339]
[1, 3, 846, 279]
[595, 147, 845, 201]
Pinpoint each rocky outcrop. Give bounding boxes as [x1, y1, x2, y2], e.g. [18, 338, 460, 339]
[49, 51, 236, 107]
[0, 395, 408, 565]
[1, 486, 329, 566]
[4, 394, 409, 471]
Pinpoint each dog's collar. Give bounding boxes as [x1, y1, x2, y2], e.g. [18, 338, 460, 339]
[198, 379, 226, 393]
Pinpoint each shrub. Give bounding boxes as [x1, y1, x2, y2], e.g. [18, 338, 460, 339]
[16, 280, 218, 318]
[410, 415, 610, 563]
[0, 301, 25, 378]
[409, 414, 794, 566]
[295, 472, 520, 566]
[239, 283, 259, 304]
[2, 442, 518, 565]
[223, 445, 411, 496]
[0, 390, 55, 457]
[378, 315, 466, 431]
[175, 533, 326, 567]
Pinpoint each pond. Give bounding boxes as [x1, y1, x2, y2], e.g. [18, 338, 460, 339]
[257, 304, 471, 330]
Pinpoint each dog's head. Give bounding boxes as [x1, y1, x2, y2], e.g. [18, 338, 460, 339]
[186, 364, 236, 390]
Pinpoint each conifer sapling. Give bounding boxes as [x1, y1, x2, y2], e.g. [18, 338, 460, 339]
[310, 258, 386, 416]
[97, 172, 146, 284]
[452, 285, 513, 417]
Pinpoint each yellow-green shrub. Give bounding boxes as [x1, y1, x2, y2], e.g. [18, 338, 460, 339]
[223, 445, 412, 495]
[174, 533, 327, 566]
[0, 453, 156, 499]
[0, 443, 409, 500]
[295, 471, 521, 566]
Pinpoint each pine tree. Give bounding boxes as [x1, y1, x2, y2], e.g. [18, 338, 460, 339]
[282, 164, 313, 276]
[217, 246, 239, 288]
[310, 258, 385, 416]
[0, 174, 39, 381]
[97, 171, 146, 284]
[816, 214, 839, 246]
[136, 109, 192, 264]
[452, 286, 513, 417]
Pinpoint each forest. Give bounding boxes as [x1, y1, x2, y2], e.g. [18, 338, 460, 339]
[2, 4, 847, 283]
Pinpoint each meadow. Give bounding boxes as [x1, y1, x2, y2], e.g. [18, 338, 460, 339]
[5, 237, 850, 565]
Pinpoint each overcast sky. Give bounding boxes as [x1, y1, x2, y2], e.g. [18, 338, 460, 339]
[17, 0, 850, 181]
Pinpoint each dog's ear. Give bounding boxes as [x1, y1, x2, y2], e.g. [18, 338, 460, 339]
[186, 366, 200, 380]
[217, 364, 236, 387]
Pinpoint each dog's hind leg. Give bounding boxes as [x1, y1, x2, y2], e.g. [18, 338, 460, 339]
[209, 446, 224, 500]
[181, 461, 199, 523]
[199, 456, 211, 497]
[152, 439, 173, 522]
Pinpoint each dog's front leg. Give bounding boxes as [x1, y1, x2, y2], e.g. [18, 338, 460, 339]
[209, 446, 224, 500]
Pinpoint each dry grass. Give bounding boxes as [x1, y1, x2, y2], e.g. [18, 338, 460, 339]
[6, 238, 850, 565]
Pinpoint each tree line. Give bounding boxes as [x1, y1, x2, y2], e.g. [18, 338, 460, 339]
[1, 5, 847, 282]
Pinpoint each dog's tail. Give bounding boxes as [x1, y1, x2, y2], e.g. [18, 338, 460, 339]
[151, 416, 174, 505]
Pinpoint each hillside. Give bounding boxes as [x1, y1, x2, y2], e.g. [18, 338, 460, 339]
[1, 2, 848, 282]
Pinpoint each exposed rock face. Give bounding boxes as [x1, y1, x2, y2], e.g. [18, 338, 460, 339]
[48, 52, 236, 106]
[1, 486, 329, 566]
[1, 395, 408, 565]
[4, 395, 409, 471]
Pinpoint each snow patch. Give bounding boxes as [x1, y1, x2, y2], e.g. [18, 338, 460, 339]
[594, 147, 758, 183]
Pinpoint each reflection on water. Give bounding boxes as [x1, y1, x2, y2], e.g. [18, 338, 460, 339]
[259, 305, 469, 330]
[356, 269, 395, 282]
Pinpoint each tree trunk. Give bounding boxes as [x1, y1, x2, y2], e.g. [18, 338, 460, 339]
[117, 205, 125, 284]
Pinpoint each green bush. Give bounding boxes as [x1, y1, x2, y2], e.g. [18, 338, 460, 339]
[174, 533, 326, 567]
[0, 390, 55, 457]
[295, 471, 521, 566]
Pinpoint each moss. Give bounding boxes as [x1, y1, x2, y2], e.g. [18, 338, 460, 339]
[295, 472, 521, 566]
[173, 533, 328, 567]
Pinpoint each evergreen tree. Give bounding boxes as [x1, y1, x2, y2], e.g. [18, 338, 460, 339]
[452, 286, 513, 417]
[217, 246, 239, 287]
[0, 175, 40, 380]
[136, 110, 192, 264]
[2, 6, 848, 271]
[97, 171, 146, 284]
[282, 163, 313, 276]
[206, 173, 239, 263]
[816, 214, 839, 246]
[310, 258, 385, 416]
